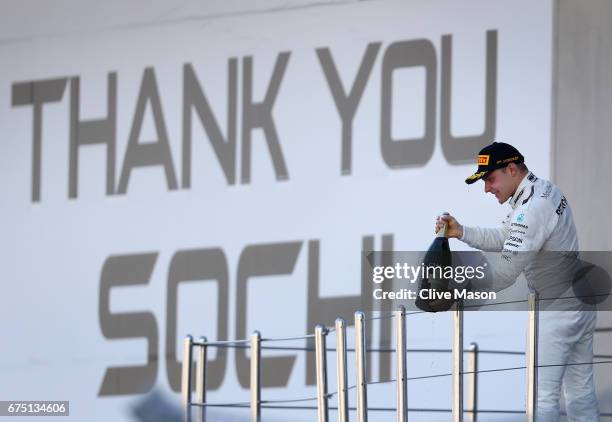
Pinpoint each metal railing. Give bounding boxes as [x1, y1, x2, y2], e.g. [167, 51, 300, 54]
[181, 292, 612, 421]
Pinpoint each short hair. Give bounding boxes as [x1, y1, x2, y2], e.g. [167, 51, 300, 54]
[501, 162, 528, 174]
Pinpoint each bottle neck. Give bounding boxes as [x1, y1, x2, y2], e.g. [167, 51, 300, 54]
[436, 224, 448, 238]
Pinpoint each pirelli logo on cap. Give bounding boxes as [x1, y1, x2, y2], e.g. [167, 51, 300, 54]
[477, 155, 490, 166]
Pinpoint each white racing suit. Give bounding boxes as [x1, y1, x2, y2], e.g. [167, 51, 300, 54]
[460, 172, 599, 421]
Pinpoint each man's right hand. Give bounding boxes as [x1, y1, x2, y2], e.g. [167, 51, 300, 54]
[435, 214, 464, 239]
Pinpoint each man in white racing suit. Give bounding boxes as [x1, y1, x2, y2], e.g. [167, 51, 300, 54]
[435, 142, 599, 421]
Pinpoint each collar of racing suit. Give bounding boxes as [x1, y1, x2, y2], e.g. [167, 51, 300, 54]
[509, 171, 537, 210]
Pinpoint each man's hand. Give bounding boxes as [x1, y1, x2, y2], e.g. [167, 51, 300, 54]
[435, 214, 464, 239]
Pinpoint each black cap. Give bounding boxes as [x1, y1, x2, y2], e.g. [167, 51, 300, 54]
[465, 142, 524, 184]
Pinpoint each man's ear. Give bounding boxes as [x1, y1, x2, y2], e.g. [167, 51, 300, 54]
[508, 162, 518, 176]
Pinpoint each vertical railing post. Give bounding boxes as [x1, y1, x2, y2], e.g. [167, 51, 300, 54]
[195, 336, 207, 422]
[526, 292, 538, 422]
[355, 311, 368, 422]
[467, 342, 478, 422]
[251, 331, 261, 422]
[396, 306, 407, 422]
[182, 335, 194, 422]
[315, 325, 329, 422]
[453, 301, 464, 422]
[335, 318, 349, 422]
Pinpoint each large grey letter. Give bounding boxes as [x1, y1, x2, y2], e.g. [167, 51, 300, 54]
[235, 241, 301, 387]
[98, 253, 158, 396]
[166, 248, 229, 392]
[374, 235, 394, 381]
[317, 43, 381, 174]
[381, 40, 436, 168]
[117, 68, 178, 193]
[241, 53, 290, 183]
[441, 30, 497, 164]
[306, 238, 375, 384]
[69, 74, 117, 198]
[182, 61, 237, 187]
[12, 78, 68, 202]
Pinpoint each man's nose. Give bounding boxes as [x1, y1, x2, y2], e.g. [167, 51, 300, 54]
[484, 181, 491, 193]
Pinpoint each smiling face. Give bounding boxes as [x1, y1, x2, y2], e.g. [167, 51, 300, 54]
[482, 164, 523, 204]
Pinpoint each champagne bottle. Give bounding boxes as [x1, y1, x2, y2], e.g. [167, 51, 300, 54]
[415, 213, 454, 312]
[425, 212, 452, 291]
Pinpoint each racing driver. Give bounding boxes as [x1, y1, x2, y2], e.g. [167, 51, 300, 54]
[435, 142, 599, 421]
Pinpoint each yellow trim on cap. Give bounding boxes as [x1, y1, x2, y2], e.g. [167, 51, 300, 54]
[466, 171, 486, 181]
[495, 155, 520, 164]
